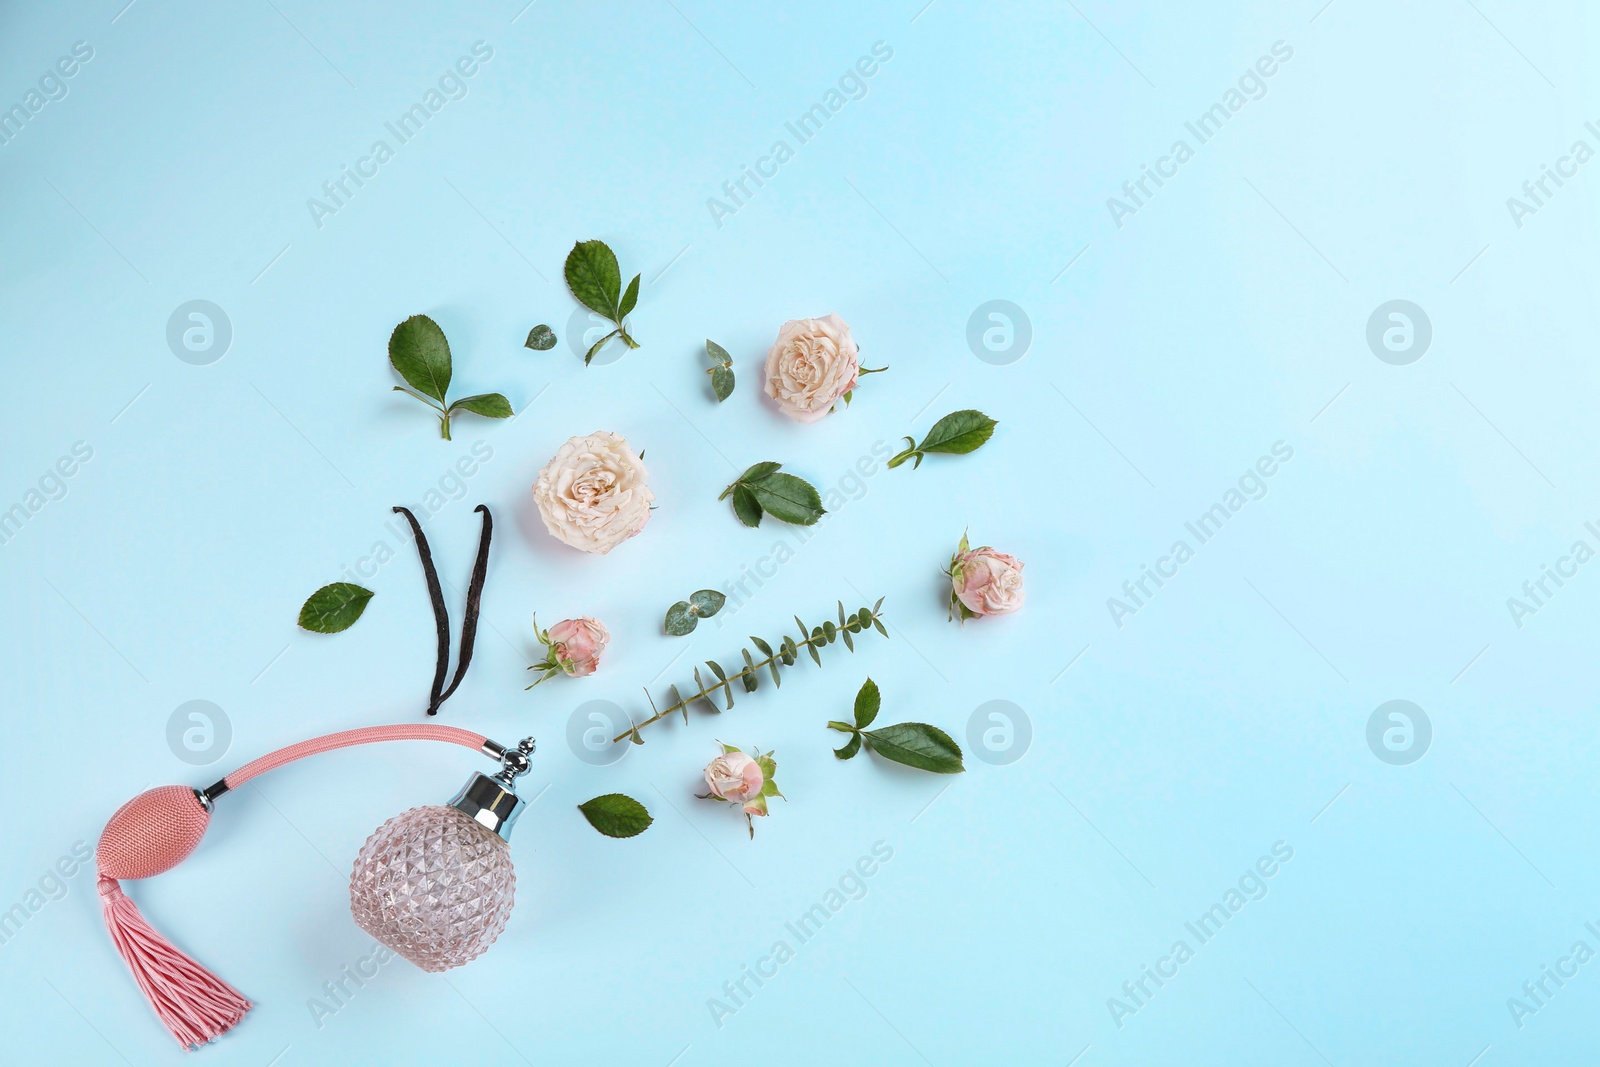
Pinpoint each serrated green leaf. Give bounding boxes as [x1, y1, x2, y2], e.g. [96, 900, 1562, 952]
[737, 461, 783, 482]
[447, 393, 513, 419]
[732, 485, 762, 527]
[389, 314, 452, 402]
[917, 410, 997, 455]
[565, 240, 623, 320]
[665, 601, 697, 636]
[747, 472, 825, 526]
[833, 732, 862, 760]
[690, 589, 726, 616]
[524, 324, 556, 350]
[585, 328, 620, 366]
[854, 678, 881, 728]
[862, 723, 965, 773]
[578, 793, 654, 838]
[619, 273, 640, 319]
[298, 582, 374, 633]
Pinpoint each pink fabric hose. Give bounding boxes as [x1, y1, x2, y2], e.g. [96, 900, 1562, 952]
[222, 724, 489, 789]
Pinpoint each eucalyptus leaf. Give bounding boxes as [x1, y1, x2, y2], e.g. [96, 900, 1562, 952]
[524, 324, 557, 350]
[577, 793, 654, 838]
[710, 365, 735, 402]
[665, 601, 697, 636]
[689, 589, 726, 616]
[389, 314, 452, 402]
[298, 582, 375, 634]
[862, 723, 965, 774]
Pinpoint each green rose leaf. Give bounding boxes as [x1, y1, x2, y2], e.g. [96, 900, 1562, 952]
[564, 240, 622, 319]
[585, 329, 620, 366]
[389, 314, 452, 402]
[747, 472, 824, 526]
[853, 677, 881, 728]
[737, 460, 781, 482]
[731, 484, 763, 527]
[578, 793, 654, 838]
[619, 273, 640, 319]
[920, 409, 997, 454]
[888, 410, 998, 469]
[665, 601, 698, 636]
[298, 582, 375, 634]
[861, 723, 965, 774]
[833, 731, 862, 760]
[690, 589, 726, 616]
[705, 339, 732, 367]
[524, 324, 556, 351]
[447, 393, 513, 419]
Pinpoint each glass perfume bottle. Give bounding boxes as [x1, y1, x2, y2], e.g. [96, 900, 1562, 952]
[350, 738, 535, 971]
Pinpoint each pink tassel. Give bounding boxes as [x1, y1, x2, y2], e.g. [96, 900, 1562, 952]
[98, 875, 250, 1050]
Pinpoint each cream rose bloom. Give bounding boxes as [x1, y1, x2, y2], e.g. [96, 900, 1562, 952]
[532, 431, 653, 554]
[762, 314, 860, 423]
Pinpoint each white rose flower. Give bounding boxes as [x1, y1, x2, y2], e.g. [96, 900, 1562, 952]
[762, 313, 861, 423]
[532, 431, 653, 554]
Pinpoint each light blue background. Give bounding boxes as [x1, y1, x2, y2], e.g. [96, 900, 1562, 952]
[2, 1, 1597, 1063]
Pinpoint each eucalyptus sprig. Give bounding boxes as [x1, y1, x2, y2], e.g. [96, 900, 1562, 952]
[887, 409, 997, 469]
[719, 461, 825, 527]
[665, 589, 726, 635]
[704, 339, 735, 401]
[612, 599, 888, 743]
[829, 678, 965, 773]
[389, 314, 513, 440]
[565, 239, 640, 364]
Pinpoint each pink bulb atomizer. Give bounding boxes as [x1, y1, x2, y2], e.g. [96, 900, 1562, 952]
[93, 725, 536, 1049]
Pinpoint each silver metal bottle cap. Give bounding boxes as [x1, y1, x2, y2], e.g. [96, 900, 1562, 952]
[449, 735, 536, 840]
[448, 772, 524, 840]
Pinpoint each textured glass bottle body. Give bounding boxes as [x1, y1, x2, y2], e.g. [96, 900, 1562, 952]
[349, 805, 516, 971]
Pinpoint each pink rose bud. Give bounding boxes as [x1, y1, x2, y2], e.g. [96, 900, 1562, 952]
[703, 751, 764, 803]
[547, 617, 609, 676]
[948, 535, 1024, 621]
[526, 615, 609, 688]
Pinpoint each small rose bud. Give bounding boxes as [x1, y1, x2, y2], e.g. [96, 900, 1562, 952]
[948, 536, 1024, 621]
[697, 745, 781, 838]
[526, 615, 609, 688]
